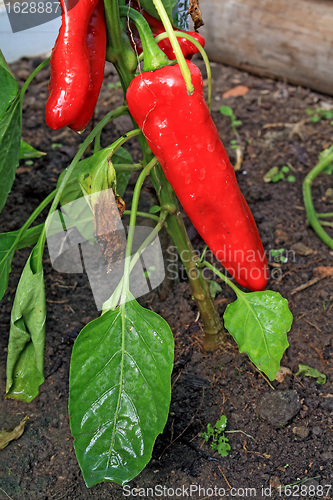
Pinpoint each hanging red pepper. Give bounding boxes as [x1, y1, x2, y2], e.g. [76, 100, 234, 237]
[126, 0, 205, 60]
[126, 60, 269, 291]
[45, 0, 106, 132]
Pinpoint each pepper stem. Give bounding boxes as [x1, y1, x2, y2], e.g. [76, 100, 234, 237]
[151, 0, 194, 94]
[155, 31, 212, 110]
[119, 6, 171, 71]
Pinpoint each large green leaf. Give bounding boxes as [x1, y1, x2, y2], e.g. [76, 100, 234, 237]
[139, 0, 177, 22]
[224, 290, 292, 381]
[0, 224, 43, 301]
[0, 96, 22, 213]
[6, 242, 46, 402]
[0, 50, 18, 118]
[69, 297, 174, 487]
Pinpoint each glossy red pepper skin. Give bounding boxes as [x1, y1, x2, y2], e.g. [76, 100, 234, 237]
[68, 0, 106, 131]
[126, 61, 268, 291]
[127, 1, 205, 60]
[45, 0, 106, 132]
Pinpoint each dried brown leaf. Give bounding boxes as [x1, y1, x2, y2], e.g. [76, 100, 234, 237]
[222, 85, 249, 99]
[0, 416, 28, 450]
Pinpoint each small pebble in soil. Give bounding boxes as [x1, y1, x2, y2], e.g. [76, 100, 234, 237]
[312, 425, 322, 436]
[320, 451, 333, 461]
[292, 425, 310, 439]
[269, 476, 281, 489]
[320, 395, 333, 411]
[257, 390, 301, 427]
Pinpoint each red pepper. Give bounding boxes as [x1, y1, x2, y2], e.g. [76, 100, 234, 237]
[45, 0, 106, 132]
[126, 1, 205, 60]
[126, 61, 269, 291]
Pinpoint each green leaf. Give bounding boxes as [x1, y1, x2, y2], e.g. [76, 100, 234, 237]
[224, 290, 292, 380]
[0, 224, 43, 301]
[263, 166, 280, 183]
[139, 0, 177, 22]
[216, 435, 230, 457]
[233, 120, 242, 127]
[69, 297, 174, 487]
[0, 96, 22, 213]
[58, 146, 133, 205]
[219, 105, 234, 118]
[296, 364, 326, 385]
[208, 279, 222, 298]
[114, 148, 134, 198]
[149, 205, 161, 214]
[215, 415, 227, 432]
[0, 50, 19, 118]
[19, 139, 46, 160]
[6, 242, 46, 402]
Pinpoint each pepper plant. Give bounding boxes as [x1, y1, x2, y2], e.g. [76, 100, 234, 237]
[0, 0, 293, 487]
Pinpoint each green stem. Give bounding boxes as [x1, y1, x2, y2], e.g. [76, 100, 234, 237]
[302, 151, 333, 249]
[103, 0, 137, 92]
[104, 209, 168, 311]
[94, 130, 102, 154]
[114, 163, 142, 171]
[10, 189, 56, 254]
[33, 108, 129, 276]
[149, 165, 224, 349]
[201, 260, 243, 298]
[119, 6, 170, 71]
[123, 210, 160, 222]
[49, 106, 128, 215]
[19, 57, 50, 99]
[151, 0, 194, 94]
[121, 157, 159, 302]
[319, 220, 333, 228]
[155, 31, 211, 109]
[317, 212, 333, 218]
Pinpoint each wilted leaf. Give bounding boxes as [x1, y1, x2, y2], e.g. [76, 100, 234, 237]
[222, 85, 249, 99]
[0, 416, 28, 450]
[275, 366, 292, 383]
[58, 146, 134, 205]
[6, 242, 46, 402]
[313, 266, 333, 278]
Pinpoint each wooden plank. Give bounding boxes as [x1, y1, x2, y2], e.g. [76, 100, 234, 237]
[201, 0, 333, 95]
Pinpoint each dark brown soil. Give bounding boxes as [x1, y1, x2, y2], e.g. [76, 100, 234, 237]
[0, 55, 332, 500]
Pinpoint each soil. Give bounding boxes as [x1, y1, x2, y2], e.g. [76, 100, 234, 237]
[0, 55, 333, 500]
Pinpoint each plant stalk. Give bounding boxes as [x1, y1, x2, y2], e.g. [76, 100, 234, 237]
[150, 165, 224, 350]
[303, 151, 333, 249]
[151, 0, 194, 94]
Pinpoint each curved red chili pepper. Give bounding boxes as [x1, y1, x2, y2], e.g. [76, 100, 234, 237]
[126, 61, 269, 291]
[45, 0, 106, 132]
[68, 0, 106, 132]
